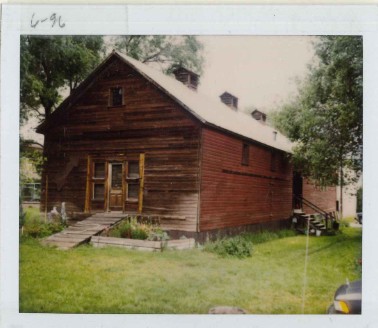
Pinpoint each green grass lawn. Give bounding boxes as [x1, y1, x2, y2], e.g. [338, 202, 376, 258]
[19, 224, 362, 314]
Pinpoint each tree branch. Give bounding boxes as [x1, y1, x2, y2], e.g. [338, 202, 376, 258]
[142, 51, 163, 63]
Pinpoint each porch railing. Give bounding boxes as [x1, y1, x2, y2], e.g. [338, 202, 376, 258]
[293, 195, 338, 230]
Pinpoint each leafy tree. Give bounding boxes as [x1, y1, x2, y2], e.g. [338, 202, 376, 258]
[20, 35, 105, 123]
[356, 187, 362, 213]
[20, 138, 45, 183]
[272, 36, 362, 218]
[113, 35, 204, 75]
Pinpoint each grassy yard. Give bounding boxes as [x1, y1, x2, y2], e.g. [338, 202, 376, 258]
[19, 219, 362, 314]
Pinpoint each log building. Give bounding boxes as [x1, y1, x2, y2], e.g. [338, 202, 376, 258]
[37, 51, 336, 240]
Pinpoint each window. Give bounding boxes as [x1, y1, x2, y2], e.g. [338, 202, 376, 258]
[92, 162, 106, 201]
[110, 87, 123, 106]
[93, 162, 105, 179]
[128, 183, 139, 199]
[93, 184, 104, 200]
[242, 143, 249, 166]
[231, 97, 238, 108]
[126, 161, 140, 200]
[111, 164, 123, 188]
[128, 162, 139, 178]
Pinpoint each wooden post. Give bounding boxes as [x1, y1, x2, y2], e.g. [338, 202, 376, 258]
[138, 153, 145, 214]
[84, 155, 91, 213]
[122, 161, 126, 213]
[44, 175, 48, 222]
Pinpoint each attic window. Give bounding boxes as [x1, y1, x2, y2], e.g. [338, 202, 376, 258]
[220, 92, 238, 110]
[242, 143, 249, 166]
[110, 87, 123, 107]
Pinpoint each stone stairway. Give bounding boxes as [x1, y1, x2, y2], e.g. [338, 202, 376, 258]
[41, 212, 126, 250]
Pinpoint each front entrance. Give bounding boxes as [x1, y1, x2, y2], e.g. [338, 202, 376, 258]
[84, 154, 145, 213]
[108, 163, 124, 211]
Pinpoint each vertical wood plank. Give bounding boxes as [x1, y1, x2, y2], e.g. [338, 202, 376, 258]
[122, 161, 126, 213]
[138, 153, 145, 213]
[104, 162, 109, 212]
[84, 155, 92, 213]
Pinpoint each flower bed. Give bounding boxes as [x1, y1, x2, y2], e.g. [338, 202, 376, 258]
[92, 216, 195, 251]
[90, 236, 195, 251]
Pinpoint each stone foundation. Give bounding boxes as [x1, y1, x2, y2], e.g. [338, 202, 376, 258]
[167, 218, 292, 244]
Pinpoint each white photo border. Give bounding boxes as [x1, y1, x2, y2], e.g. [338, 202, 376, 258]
[1, 4, 377, 328]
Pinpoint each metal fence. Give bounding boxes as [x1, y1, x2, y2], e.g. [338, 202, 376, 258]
[21, 183, 41, 202]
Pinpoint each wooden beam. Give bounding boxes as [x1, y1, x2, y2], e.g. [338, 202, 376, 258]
[84, 155, 92, 213]
[138, 153, 145, 213]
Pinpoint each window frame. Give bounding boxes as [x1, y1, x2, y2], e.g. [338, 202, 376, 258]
[126, 161, 140, 202]
[93, 162, 106, 180]
[92, 183, 105, 201]
[241, 143, 249, 166]
[91, 161, 106, 201]
[109, 86, 124, 107]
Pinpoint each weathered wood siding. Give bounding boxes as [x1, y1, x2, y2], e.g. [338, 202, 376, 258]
[302, 178, 336, 213]
[40, 56, 201, 232]
[199, 128, 293, 231]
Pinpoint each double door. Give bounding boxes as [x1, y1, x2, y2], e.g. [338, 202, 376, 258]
[87, 156, 143, 213]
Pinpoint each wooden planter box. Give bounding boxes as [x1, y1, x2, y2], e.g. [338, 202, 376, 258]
[91, 236, 195, 251]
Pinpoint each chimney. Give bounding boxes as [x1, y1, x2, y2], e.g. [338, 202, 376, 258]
[220, 92, 238, 110]
[173, 67, 199, 91]
[251, 109, 267, 123]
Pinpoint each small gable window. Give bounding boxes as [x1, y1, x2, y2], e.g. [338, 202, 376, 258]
[110, 87, 123, 107]
[242, 143, 249, 166]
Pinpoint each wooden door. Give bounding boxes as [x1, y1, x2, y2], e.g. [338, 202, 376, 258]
[108, 163, 124, 211]
[293, 171, 303, 209]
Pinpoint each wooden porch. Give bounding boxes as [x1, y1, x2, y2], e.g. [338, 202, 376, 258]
[41, 212, 127, 250]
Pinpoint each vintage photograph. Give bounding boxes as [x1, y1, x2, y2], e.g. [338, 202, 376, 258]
[19, 35, 362, 314]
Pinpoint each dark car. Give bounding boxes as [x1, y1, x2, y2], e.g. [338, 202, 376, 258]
[328, 280, 362, 314]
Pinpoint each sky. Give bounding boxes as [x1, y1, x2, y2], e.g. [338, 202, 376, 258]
[197, 36, 316, 113]
[21, 35, 316, 143]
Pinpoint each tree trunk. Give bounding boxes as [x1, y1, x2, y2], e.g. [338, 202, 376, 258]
[339, 165, 344, 220]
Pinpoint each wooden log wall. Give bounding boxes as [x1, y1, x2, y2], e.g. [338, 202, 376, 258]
[199, 127, 293, 231]
[302, 178, 337, 214]
[40, 56, 201, 232]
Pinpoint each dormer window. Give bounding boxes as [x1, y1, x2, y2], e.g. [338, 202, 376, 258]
[173, 67, 200, 91]
[110, 87, 123, 107]
[251, 109, 267, 123]
[220, 92, 238, 110]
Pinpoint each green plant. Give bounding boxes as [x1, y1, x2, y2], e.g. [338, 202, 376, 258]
[20, 227, 362, 314]
[131, 228, 148, 240]
[339, 220, 350, 228]
[204, 236, 253, 258]
[23, 219, 65, 238]
[147, 228, 169, 241]
[107, 217, 163, 241]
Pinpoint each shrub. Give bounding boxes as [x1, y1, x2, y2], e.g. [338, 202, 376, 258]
[339, 220, 350, 228]
[131, 227, 149, 240]
[147, 228, 169, 241]
[204, 229, 297, 258]
[107, 217, 166, 241]
[204, 236, 253, 258]
[23, 219, 65, 238]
